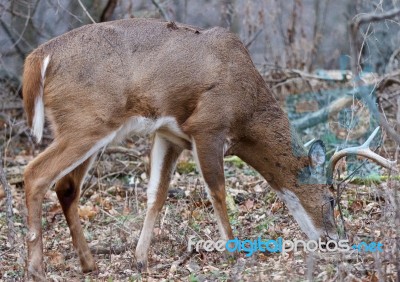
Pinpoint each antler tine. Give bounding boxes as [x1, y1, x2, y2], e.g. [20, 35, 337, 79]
[304, 138, 316, 147]
[327, 127, 398, 184]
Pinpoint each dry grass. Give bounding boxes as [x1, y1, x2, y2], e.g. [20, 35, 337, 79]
[0, 133, 399, 281]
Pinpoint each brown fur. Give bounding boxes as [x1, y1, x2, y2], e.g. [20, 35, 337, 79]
[22, 18, 336, 279]
[22, 53, 43, 127]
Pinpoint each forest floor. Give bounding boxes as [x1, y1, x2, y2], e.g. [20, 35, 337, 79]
[1, 134, 399, 281]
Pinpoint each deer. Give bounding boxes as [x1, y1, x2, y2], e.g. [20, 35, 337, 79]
[22, 18, 396, 279]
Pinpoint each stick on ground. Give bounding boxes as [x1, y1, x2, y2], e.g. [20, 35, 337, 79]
[0, 159, 15, 246]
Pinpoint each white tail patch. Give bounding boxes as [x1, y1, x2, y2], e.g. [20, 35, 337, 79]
[32, 55, 50, 143]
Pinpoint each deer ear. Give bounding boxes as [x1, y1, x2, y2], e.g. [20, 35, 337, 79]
[308, 140, 326, 168]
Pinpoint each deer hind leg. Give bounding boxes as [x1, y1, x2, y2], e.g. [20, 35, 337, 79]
[192, 134, 234, 242]
[135, 133, 183, 272]
[55, 155, 96, 273]
[24, 132, 115, 280]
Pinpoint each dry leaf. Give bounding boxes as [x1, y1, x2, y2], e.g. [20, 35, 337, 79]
[123, 205, 131, 215]
[244, 199, 254, 210]
[78, 205, 97, 220]
[271, 202, 283, 213]
[350, 200, 363, 212]
[47, 251, 64, 266]
[0, 186, 4, 199]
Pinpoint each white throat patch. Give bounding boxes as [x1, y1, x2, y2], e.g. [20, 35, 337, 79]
[275, 188, 321, 240]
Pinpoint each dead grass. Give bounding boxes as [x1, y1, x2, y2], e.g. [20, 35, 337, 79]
[0, 135, 399, 281]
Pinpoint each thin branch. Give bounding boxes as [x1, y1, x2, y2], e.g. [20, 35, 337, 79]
[100, 0, 117, 22]
[0, 19, 25, 59]
[105, 146, 141, 158]
[292, 96, 353, 131]
[245, 28, 263, 48]
[353, 8, 400, 28]
[77, 0, 96, 23]
[0, 159, 15, 246]
[350, 8, 400, 75]
[347, 7, 400, 149]
[151, 0, 170, 21]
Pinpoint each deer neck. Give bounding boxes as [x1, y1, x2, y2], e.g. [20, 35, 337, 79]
[231, 104, 310, 191]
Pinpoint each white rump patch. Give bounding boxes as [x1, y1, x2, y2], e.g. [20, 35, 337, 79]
[32, 55, 50, 143]
[276, 189, 321, 240]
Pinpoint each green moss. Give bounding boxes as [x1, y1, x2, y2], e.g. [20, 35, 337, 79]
[224, 156, 245, 169]
[176, 161, 197, 174]
[348, 174, 400, 185]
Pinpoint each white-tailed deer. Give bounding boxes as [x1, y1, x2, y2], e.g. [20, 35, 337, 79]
[22, 18, 396, 279]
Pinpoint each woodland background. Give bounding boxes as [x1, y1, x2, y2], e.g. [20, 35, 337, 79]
[1, 0, 400, 281]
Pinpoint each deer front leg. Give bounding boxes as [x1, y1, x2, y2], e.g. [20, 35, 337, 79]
[135, 134, 182, 272]
[192, 135, 234, 242]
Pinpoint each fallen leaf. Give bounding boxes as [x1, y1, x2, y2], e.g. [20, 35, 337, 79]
[350, 200, 363, 212]
[122, 205, 131, 215]
[47, 251, 64, 266]
[271, 201, 283, 213]
[244, 199, 254, 210]
[78, 205, 97, 220]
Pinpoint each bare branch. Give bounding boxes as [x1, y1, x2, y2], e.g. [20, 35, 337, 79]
[104, 146, 141, 158]
[77, 0, 96, 23]
[0, 159, 15, 246]
[100, 0, 117, 22]
[151, 0, 170, 21]
[245, 28, 263, 49]
[353, 8, 400, 28]
[0, 19, 26, 59]
[350, 8, 400, 75]
[292, 96, 353, 131]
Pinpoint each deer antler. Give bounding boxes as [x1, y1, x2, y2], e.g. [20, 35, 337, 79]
[327, 126, 398, 184]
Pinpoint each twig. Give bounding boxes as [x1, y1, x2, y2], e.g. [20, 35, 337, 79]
[81, 171, 121, 196]
[0, 19, 25, 59]
[245, 28, 263, 48]
[0, 158, 15, 245]
[0, 101, 23, 110]
[347, 8, 400, 148]
[77, 0, 96, 23]
[100, 0, 117, 22]
[2, 3, 31, 53]
[353, 8, 400, 28]
[160, 206, 169, 231]
[151, 0, 170, 21]
[90, 244, 130, 255]
[105, 146, 141, 158]
[358, 88, 400, 146]
[350, 8, 400, 75]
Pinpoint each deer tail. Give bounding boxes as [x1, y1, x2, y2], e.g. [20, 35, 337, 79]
[22, 54, 50, 143]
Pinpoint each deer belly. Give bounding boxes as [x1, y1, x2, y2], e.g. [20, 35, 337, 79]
[113, 116, 191, 148]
